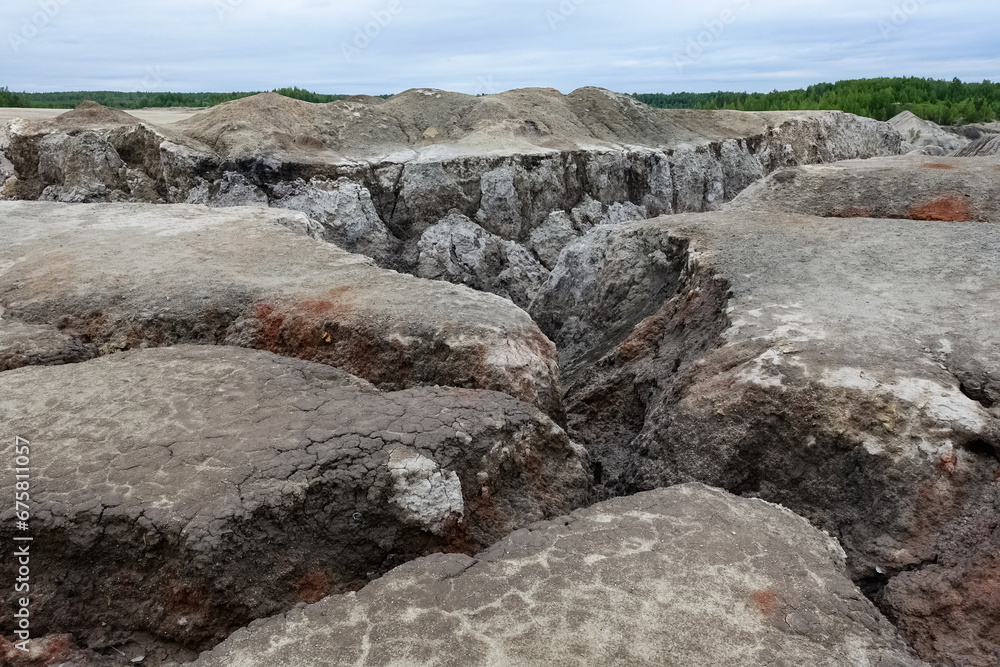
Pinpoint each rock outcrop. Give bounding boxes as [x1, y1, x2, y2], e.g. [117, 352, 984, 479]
[0, 92, 903, 285]
[955, 133, 1000, 157]
[530, 211, 1000, 666]
[888, 110, 970, 155]
[0, 346, 590, 655]
[415, 212, 550, 309]
[727, 155, 1000, 222]
[0, 201, 563, 417]
[180, 484, 926, 667]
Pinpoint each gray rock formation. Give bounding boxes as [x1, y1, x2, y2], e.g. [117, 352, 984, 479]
[267, 176, 398, 264]
[955, 133, 1000, 157]
[728, 155, 1000, 222]
[530, 211, 1000, 665]
[888, 110, 970, 155]
[0, 201, 563, 417]
[181, 485, 926, 667]
[416, 213, 550, 308]
[0, 93, 903, 289]
[0, 346, 590, 654]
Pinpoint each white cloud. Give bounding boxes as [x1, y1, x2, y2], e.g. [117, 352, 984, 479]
[1, 0, 997, 94]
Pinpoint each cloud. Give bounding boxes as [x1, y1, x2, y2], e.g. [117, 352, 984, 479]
[1, 0, 997, 94]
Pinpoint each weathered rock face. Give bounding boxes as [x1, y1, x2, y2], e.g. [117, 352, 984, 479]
[415, 212, 550, 309]
[728, 155, 1000, 222]
[0, 92, 903, 281]
[0, 201, 563, 417]
[955, 133, 1000, 157]
[0, 346, 590, 655]
[888, 110, 971, 155]
[530, 211, 1000, 665]
[181, 484, 925, 667]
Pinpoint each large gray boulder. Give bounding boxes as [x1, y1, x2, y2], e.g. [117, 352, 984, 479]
[728, 155, 1000, 222]
[182, 484, 925, 667]
[416, 212, 550, 309]
[0, 201, 563, 417]
[0, 346, 590, 654]
[530, 211, 1000, 665]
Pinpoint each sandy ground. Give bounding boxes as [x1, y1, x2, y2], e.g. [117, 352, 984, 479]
[0, 106, 204, 125]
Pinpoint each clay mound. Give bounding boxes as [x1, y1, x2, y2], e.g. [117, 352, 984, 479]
[178, 91, 329, 160]
[727, 155, 1000, 222]
[184, 485, 926, 667]
[888, 110, 969, 155]
[954, 133, 1000, 157]
[0, 345, 589, 656]
[170, 87, 903, 162]
[341, 94, 386, 105]
[43, 100, 143, 131]
[0, 201, 564, 417]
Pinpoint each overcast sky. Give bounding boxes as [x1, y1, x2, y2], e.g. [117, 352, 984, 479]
[2, 0, 997, 95]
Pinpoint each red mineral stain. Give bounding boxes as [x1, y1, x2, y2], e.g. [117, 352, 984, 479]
[923, 163, 956, 170]
[253, 303, 285, 351]
[750, 588, 780, 616]
[908, 197, 973, 222]
[938, 451, 958, 475]
[295, 571, 329, 604]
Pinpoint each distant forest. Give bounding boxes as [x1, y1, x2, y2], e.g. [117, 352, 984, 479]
[0, 87, 358, 109]
[633, 77, 1000, 125]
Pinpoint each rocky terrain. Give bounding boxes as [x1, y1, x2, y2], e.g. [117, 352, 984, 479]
[0, 91, 997, 666]
[1, 89, 900, 304]
[0, 346, 588, 660]
[180, 485, 926, 667]
[728, 154, 1000, 221]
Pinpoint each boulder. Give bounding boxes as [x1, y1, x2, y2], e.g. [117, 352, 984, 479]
[728, 155, 1000, 222]
[416, 213, 550, 308]
[0, 346, 590, 654]
[530, 211, 1000, 665]
[0, 201, 563, 417]
[527, 210, 585, 269]
[267, 176, 399, 266]
[182, 485, 925, 667]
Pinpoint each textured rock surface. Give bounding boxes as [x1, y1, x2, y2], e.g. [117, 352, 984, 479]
[531, 211, 1000, 665]
[728, 155, 1000, 222]
[416, 213, 550, 308]
[0, 346, 589, 655]
[888, 111, 970, 155]
[0, 201, 563, 416]
[955, 133, 1000, 157]
[0, 92, 902, 283]
[181, 484, 925, 667]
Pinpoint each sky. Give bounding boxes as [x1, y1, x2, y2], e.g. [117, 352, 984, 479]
[1, 0, 998, 95]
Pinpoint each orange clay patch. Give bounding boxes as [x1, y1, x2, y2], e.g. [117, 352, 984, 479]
[908, 197, 973, 222]
[296, 571, 329, 604]
[938, 450, 958, 475]
[923, 163, 955, 169]
[750, 589, 780, 616]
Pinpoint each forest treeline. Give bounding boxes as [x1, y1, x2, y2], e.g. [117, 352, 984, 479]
[0, 87, 364, 109]
[633, 77, 1000, 125]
